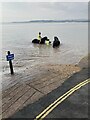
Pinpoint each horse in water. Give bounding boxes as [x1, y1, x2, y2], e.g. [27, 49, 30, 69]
[53, 36, 60, 48]
[32, 36, 60, 47]
[32, 37, 51, 44]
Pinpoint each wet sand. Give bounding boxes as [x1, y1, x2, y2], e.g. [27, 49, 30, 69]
[1, 54, 89, 118]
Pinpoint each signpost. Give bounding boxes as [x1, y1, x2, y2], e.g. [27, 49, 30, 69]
[6, 51, 14, 75]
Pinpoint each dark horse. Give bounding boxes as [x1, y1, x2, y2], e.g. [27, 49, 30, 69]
[32, 37, 51, 44]
[53, 36, 60, 48]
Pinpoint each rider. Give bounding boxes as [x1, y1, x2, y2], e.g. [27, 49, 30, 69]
[38, 32, 42, 43]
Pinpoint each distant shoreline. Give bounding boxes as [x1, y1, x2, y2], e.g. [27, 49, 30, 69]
[1, 19, 89, 24]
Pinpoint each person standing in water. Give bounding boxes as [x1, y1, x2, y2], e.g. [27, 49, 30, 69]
[45, 39, 50, 45]
[38, 32, 42, 43]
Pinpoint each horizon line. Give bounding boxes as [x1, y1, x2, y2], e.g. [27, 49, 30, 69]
[1, 19, 89, 24]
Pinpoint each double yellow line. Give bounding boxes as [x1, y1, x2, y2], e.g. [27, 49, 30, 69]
[35, 78, 90, 120]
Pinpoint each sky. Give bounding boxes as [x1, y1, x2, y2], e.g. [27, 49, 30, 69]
[1, 2, 88, 22]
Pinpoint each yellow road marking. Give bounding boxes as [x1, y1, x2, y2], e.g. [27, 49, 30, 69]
[40, 80, 89, 119]
[35, 78, 90, 120]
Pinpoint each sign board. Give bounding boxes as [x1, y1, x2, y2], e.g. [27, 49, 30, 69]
[6, 54, 14, 61]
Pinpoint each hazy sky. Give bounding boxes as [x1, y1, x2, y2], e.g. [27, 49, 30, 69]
[2, 2, 88, 22]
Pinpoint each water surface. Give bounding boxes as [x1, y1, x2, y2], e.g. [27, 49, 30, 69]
[2, 22, 88, 74]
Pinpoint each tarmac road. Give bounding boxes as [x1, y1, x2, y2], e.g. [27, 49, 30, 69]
[8, 68, 90, 119]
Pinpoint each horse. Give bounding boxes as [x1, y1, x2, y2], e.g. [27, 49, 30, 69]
[32, 37, 51, 44]
[53, 36, 60, 48]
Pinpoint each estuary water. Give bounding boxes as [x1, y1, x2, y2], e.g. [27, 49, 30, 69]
[2, 22, 88, 74]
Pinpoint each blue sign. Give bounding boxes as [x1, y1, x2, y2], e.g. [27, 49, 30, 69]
[6, 54, 14, 61]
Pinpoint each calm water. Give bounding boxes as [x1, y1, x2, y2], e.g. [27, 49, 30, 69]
[2, 22, 88, 74]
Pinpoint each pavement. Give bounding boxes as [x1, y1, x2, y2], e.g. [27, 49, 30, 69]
[2, 64, 80, 118]
[6, 67, 90, 119]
